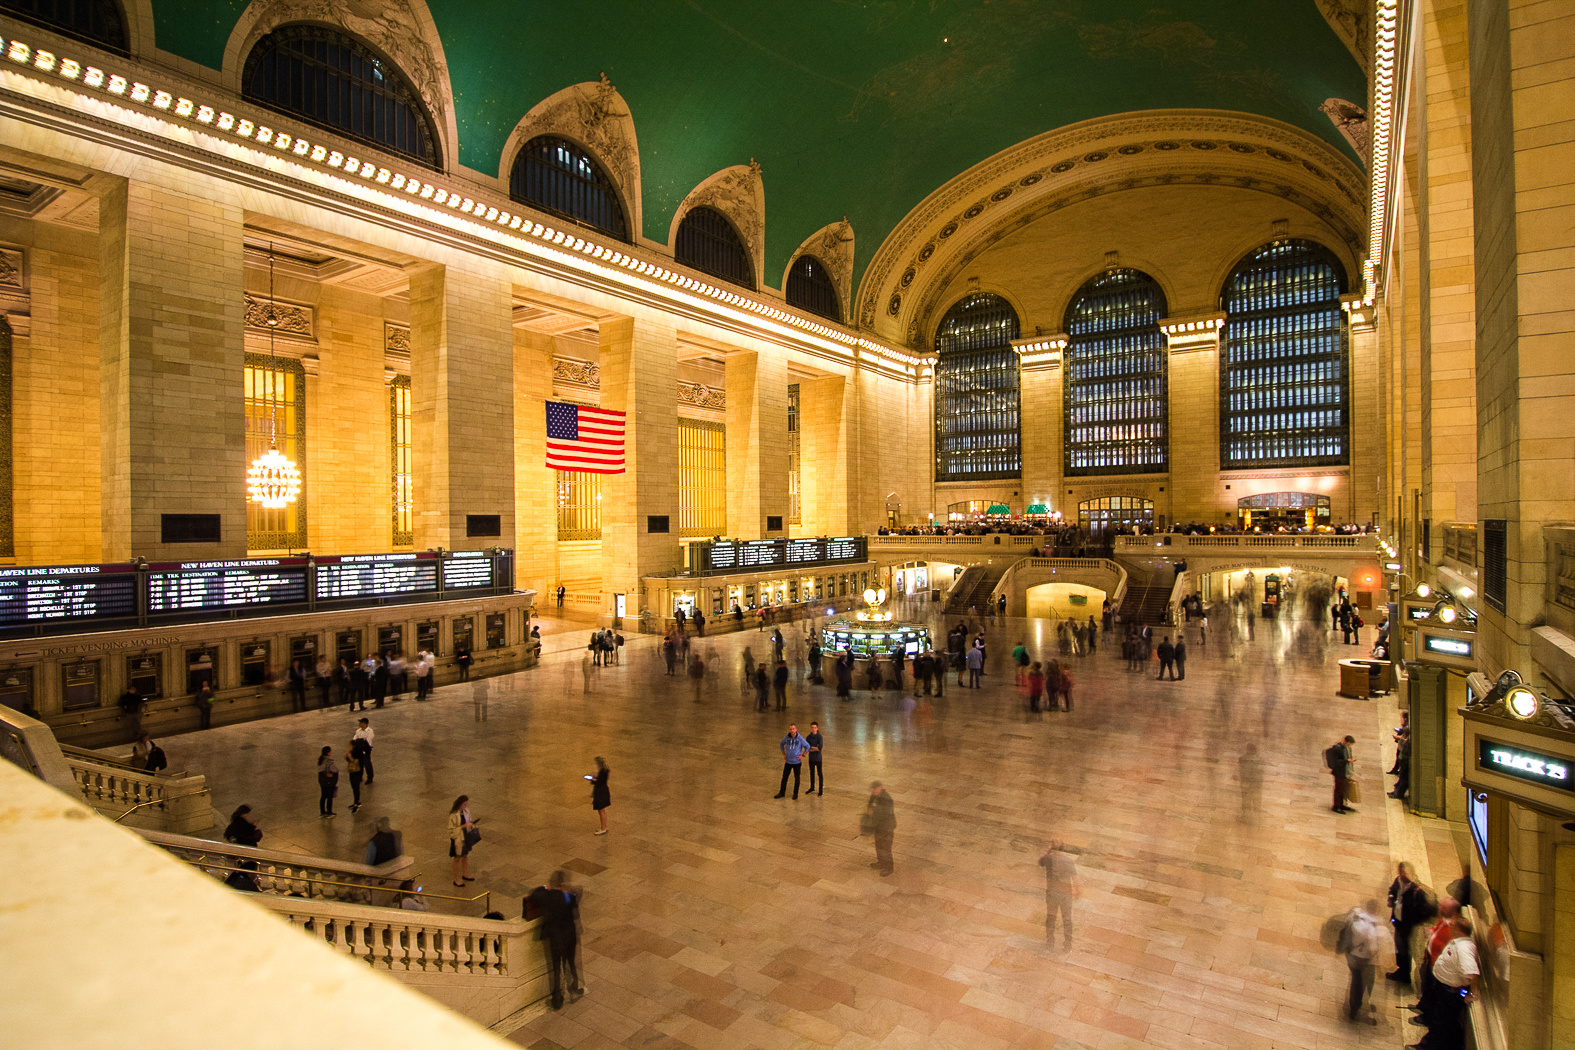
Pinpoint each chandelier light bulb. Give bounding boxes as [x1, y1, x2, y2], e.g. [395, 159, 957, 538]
[247, 447, 302, 508]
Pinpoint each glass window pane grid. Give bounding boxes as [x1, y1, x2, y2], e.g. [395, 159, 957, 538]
[389, 376, 412, 545]
[674, 206, 754, 289]
[510, 135, 628, 242]
[1, 0, 127, 53]
[934, 293, 1022, 481]
[678, 419, 726, 537]
[787, 384, 801, 525]
[1220, 241, 1350, 469]
[1063, 269, 1168, 476]
[556, 469, 602, 541]
[244, 354, 307, 550]
[785, 255, 840, 321]
[244, 25, 439, 167]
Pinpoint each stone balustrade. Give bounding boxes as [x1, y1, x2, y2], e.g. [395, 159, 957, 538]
[140, 828, 415, 903]
[1113, 533, 1380, 553]
[66, 755, 211, 834]
[253, 895, 549, 1027]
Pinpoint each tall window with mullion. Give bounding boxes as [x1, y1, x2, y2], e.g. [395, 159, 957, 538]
[389, 376, 412, 546]
[245, 354, 307, 550]
[1063, 269, 1168, 476]
[556, 470, 601, 540]
[510, 136, 628, 241]
[787, 384, 801, 525]
[786, 255, 839, 322]
[0, 0, 127, 53]
[678, 419, 726, 537]
[1219, 240, 1350, 469]
[933, 293, 1022, 481]
[675, 206, 754, 290]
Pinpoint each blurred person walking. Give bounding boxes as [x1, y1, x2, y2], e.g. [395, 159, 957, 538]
[862, 782, 897, 876]
[1040, 840, 1080, 950]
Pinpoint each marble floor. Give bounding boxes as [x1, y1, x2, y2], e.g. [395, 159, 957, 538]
[161, 605, 1422, 1050]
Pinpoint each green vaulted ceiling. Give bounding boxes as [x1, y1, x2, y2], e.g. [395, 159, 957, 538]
[150, 1, 1365, 292]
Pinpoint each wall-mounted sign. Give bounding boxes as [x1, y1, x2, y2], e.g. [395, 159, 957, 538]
[1385, 561, 1403, 572]
[695, 536, 868, 574]
[1479, 739, 1574, 792]
[1424, 634, 1472, 658]
[0, 564, 138, 630]
[147, 558, 309, 614]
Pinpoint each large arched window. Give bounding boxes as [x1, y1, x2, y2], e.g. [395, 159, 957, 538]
[1063, 269, 1168, 475]
[785, 255, 839, 321]
[243, 25, 440, 168]
[510, 136, 628, 241]
[1220, 240, 1349, 468]
[0, 0, 126, 53]
[934, 293, 1021, 481]
[674, 206, 753, 289]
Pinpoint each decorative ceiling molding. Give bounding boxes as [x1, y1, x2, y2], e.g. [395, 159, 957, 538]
[785, 217, 854, 325]
[494, 75, 641, 239]
[553, 356, 600, 389]
[858, 110, 1366, 347]
[669, 161, 766, 289]
[677, 381, 725, 411]
[1314, 0, 1371, 75]
[243, 293, 315, 341]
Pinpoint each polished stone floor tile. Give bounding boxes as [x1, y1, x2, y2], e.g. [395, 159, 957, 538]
[164, 606, 1410, 1048]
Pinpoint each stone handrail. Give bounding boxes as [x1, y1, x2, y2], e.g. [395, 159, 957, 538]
[252, 894, 549, 1028]
[1113, 533, 1379, 553]
[870, 534, 986, 546]
[68, 757, 210, 834]
[140, 828, 414, 903]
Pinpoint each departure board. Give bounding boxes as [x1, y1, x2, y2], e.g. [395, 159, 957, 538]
[696, 536, 868, 574]
[146, 559, 309, 614]
[316, 553, 439, 599]
[0, 564, 138, 629]
[441, 552, 495, 591]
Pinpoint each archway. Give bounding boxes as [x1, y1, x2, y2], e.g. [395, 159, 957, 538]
[1026, 581, 1106, 620]
[1237, 492, 1332, 531]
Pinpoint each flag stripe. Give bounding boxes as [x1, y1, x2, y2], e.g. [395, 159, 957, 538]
[545, 399, 626, 474]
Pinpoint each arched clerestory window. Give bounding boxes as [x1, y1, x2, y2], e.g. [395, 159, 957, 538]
[1219, 240, 1350, 468]
[785, 254, 839, 322]
[933, 293, 1021, 481]
[243, 24, 440, 168]
[0, 0, 126, 53]
[510, 136, 628, 242]
[1063, 269, 1168, 476]
[674, 205, 753, 289]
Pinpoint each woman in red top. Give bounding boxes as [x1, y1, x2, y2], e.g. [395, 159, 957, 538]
[1027, 662, 1046, 713]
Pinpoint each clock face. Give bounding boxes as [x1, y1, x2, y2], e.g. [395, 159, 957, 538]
[1507, 688, 1539, 720]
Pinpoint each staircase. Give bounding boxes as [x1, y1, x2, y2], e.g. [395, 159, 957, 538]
[944, 564, 1008, 615]
[1119, 583, 1173, 626]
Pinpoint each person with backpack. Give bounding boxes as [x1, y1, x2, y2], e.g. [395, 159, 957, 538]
[1326, 735, 1356, 813]
[1339, 899, 1386, 1020]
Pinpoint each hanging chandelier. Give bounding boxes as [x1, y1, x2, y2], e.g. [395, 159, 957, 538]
[247, 241, 301, 509]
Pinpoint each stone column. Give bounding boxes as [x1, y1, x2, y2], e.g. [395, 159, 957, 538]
[799, 373, 848, 534]
[598, 315, 680, 616]
[513, 326, 558, 595]
[408, 264, 515, 550]
[98, 178, 246, 561]
[724, 349, 789, 537]
[310, 288, 392, 553]
[1164, 333, 1220, 521]
[1020, 361, 1062, 519]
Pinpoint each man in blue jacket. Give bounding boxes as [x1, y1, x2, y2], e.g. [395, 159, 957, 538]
[774, 724, 810, 800]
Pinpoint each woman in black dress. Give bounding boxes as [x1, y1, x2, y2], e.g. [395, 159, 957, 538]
[590, 757, 611, 835]
[316, 746, 339, 817]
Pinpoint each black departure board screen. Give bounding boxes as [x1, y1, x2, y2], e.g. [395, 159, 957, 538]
[696, 536, 867, 574]
[316, 553, 439, 600]
[441, 552, 495, 591]
[0, 564, 138, 629]
[146, 559, 309, 614]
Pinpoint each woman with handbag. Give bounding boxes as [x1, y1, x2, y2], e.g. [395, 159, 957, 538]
[589, 757, 611, 834]
[448, 794, 478, 886]
[316, 746, 339, 817]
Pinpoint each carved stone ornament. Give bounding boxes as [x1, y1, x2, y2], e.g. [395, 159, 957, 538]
[1314, 0, 1370, 74]
[677, 382, 726, 410]
[788, 218, 854, 322]
[244, 294, 314, 339]
[553, 357, 601, 389]
[0, 248, 22, 290]
[1320, 99, 1370, 161]
[507, 75, 640, 224]
[674, 162, 765, 278]
[385, 323, 410, 355]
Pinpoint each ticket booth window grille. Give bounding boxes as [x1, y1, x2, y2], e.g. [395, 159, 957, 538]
[335, 631, 361, 666]
[787, 384, 801, 525]
[241, 642, 271, 687]
[0, 668, 33, 714]
[126, 654, 161, 700]
[186, 648, 217, 694]
[1220, 240, 1350, 468]
[62, 659, 99, 711]
[934, 293, 1021, 481]
[1, 0, 127, 53]
[390, 376, 412, 545]
[452, 617, 474, 654]
[510, 135, 628, 241]
[486, 613, 506, 649]
[679, 418, 726, 537]
[246, 355, 307, 550]
[1064, 269, 1168, 475]
[675, 206, 754, 290]
[786, 255, 840, 321]
[243, 24, 440, 167]
[556, 470, 602, 540]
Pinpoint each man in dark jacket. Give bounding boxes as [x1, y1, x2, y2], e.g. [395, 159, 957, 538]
[525, 871, 583, 1009]
[1156, 637, 1176, 680]
[864, 781, 897, 876]
[1386, 861, 1436, 984]
[1327, 735, 1355, 813]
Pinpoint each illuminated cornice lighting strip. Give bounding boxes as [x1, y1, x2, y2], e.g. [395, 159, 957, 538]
[1159, 318, 1223, 336]
[1366, 0, 1400, 306]
[0, 33, 921, 371]
[1012, 336, 1066, 366]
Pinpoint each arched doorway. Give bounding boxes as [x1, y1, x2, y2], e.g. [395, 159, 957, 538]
[1237, 492, 1332, 531]
[1079, 496, 1153, 541]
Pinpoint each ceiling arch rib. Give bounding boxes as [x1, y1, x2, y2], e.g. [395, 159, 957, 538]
[860, 110, 1365, 348]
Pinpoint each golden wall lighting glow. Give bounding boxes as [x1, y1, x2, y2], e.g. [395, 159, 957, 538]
[246, 447, 302, 509]
[1367, 0, 1400, 305]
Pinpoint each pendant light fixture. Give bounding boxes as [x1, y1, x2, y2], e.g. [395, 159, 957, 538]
[245, 242, 302, 510]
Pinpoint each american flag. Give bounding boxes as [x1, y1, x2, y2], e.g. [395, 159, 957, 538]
[545, 401, 626, 474]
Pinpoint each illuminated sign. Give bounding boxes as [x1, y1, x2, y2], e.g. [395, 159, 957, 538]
[1408, 606, 1432, 621]
[0, 564, 138, 629]
[698, 537, 868, 573]
[146, 558, 309, 613]
[1423, 635, 1472, 658]
[1480, 740, 1575, 792]
[1384, 561, 1402, 572]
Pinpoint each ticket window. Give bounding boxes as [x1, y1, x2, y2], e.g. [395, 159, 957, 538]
[712, 588, 724, 616]
[378, 625, 403, 657]
[485, 613, 506, 650]
[289, 634, 318, 672]
[790, 581, 799, 603]
[776, 583, 788, 604]
[0, 668, 34, 714]
[675, 593, 696, 618]
[745, 585, 756, 608]
[240, 642, 271, 687]
[62, 660, 100, 711]
[417, 620, 440, 655]
[335, 631, 361, 667]
[186, 648, 218, 694]
[452, 617, 474, 654]
[126, 655, 162, 700]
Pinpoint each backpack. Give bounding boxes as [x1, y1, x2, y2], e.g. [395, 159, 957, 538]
[1324, 743, 1343, 770]
[145, 745, 168, 773]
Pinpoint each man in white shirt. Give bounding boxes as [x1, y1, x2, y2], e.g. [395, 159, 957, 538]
[1417, 916, 1479, 1050]
[1341, 900, 1386, 1020]
[352, 718, 376, 785]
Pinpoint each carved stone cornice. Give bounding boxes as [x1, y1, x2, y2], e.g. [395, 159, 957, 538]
[385, 322, 410, 356]
[0, 247, 24, 292]
[677, 381, 725, 411]
[553, 356, 600, 389]
[858, 111, 1366, 346]
[243, 294, 314, 341]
